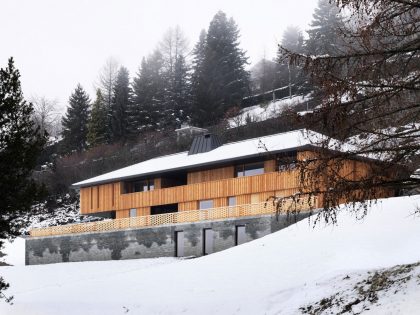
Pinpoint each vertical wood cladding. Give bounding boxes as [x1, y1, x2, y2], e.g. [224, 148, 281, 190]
[79, 152, 389, 217]
[81, 182, 122, 214]
[187, 166, 234, 184]
[154, 178, 162, 189]
[264, 160, 276, 173]
[80, 170, 301, 215]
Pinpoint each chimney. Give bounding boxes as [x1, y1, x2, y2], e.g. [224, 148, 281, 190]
[175, 124, 208, 143]
[188, 133, 223, 155]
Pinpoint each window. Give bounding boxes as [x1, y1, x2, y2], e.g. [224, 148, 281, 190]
[129, 208, 137, 217]
[228, 196, 236, 206]
[235, 162, 265, 177]
[124, 179, 154, 193]
[133, 179, 154, 192]
[199, 199, 214, 210]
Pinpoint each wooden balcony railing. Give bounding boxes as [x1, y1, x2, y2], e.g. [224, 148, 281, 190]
[81, 170, 303, 214]
[30, 197, 317, 237]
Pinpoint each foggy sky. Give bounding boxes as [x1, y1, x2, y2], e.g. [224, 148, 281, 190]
[0, 0, 318, 111]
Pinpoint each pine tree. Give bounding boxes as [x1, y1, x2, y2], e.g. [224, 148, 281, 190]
[249, 58, 281, 95]
[87, 89, 107, 146]
[277, 26, 309, 95]
[110, 66, 131, 142]
[61, 84, 90, 153]
[191, 11, 249, 126]
[282, 26, 304, 53]
[162, 54, 191, 129]
[191, 29, 207, 123]
[131, 51, 165, 133]
[0, 58, 46, 301]
[305, 0, 345, 56]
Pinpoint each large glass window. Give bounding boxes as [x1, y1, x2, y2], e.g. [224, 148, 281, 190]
[199, 199, 214, 210]
[228, 196, 236, 206]
[235, 162, 265, 177]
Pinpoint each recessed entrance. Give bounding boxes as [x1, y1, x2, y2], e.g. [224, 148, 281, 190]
[203, 228, 214, 255]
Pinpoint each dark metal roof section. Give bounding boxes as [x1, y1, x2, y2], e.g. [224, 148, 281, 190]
[188, 133, 223, 155]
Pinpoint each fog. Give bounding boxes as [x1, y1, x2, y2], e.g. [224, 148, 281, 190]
[0, 0, 318, 111]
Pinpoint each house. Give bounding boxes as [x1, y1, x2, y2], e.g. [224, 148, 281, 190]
[74, 129, 314, 220]
[26, 129, 393, 265]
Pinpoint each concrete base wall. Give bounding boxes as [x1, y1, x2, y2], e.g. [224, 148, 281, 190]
[26, 213, 311, 265]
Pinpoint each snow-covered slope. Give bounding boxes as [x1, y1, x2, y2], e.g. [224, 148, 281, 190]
[229, 94, 312, 128]
[1, 195, 420, 315]
[10, 194, 103, 236]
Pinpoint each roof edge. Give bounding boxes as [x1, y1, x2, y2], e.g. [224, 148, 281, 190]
[72, 144, 314, 189]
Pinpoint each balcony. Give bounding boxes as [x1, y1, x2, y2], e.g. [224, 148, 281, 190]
[117, 170, 302, 210]
[30, 196, 318, 237]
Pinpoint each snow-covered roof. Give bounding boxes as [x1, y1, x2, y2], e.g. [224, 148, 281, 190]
[73, 129, 314, 188]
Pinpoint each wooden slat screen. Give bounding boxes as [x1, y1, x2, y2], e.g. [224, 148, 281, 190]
[30, 197, 317, 237]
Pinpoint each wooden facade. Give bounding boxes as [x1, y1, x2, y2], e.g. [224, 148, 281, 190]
[80, 159, 303, 218]
[77, 148, 395, 221]
[78, 150, 374, 219]
[27, 145, 396, 238]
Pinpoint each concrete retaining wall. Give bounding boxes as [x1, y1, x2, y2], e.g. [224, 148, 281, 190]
[26, 213, 311, 265]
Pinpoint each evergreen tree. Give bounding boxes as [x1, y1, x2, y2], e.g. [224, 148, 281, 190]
[162, 54, 191, 129]
[87, 89, 107, 146]
[249, 58, 281, 95]
[191, 29, 207, 123]
[61, 84, 90, 153]
[277, 26, 309, 95]
[0, 58, 46, 301]
[305, 0, 345, 56]
[131, 51, 165, 133]
[191, 11, 249, 126]
[97, 58, 119, 143]
[282, 26, 304, 54]
[110, 66, 131, 142]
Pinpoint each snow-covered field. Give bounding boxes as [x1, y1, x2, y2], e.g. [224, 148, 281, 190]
[1, 195, 420, 315]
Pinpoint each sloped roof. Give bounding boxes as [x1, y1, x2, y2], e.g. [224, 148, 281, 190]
[73, 129, 314, 188]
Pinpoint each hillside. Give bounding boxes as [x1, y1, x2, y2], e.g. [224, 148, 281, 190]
[1, 195, 420, 314]
[9, 194, 104, 236]
[229, 94, 312, 128]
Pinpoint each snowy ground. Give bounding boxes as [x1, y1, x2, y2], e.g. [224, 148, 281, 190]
[1, 195, 420, 315]
[229, 94, 312, 127]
